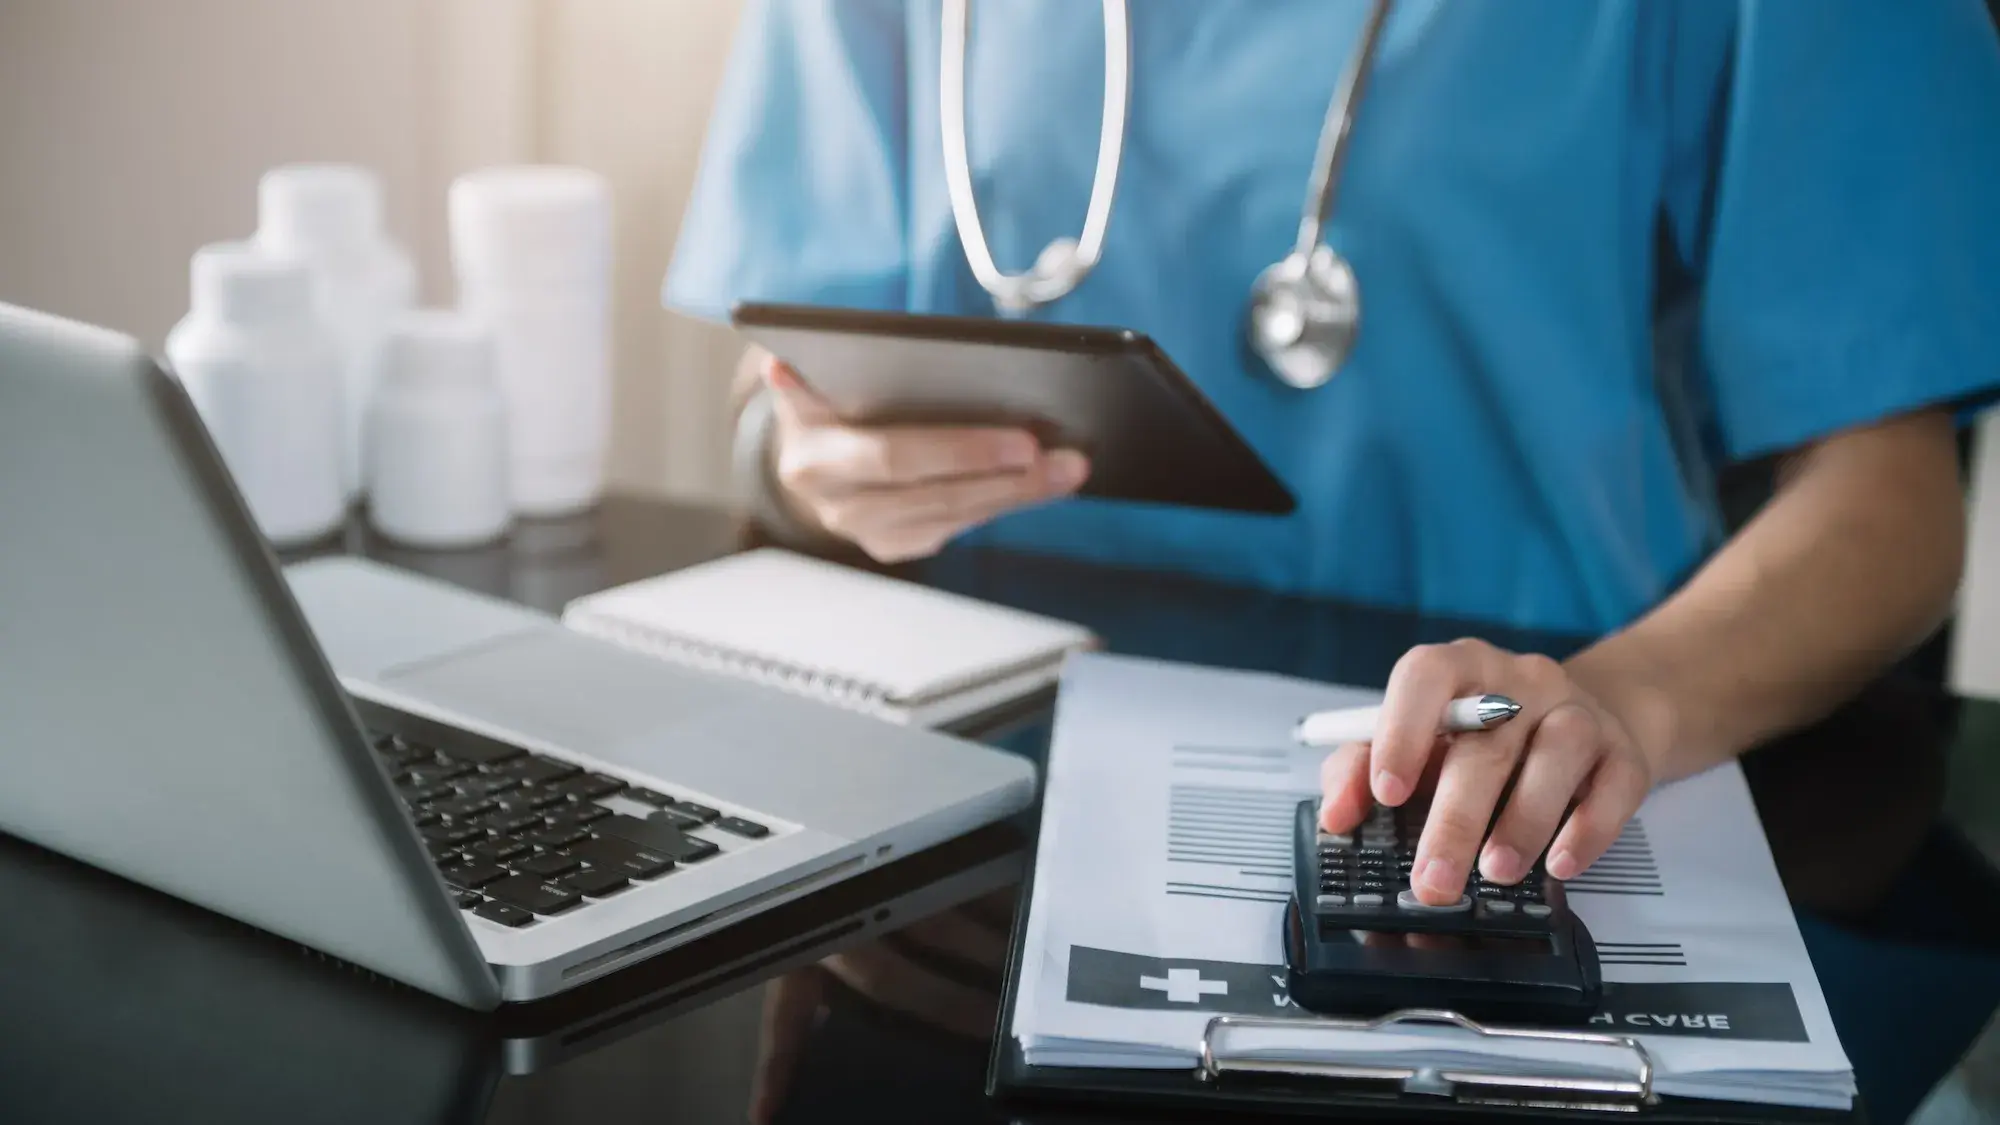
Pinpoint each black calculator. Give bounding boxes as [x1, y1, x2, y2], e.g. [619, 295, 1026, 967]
[1283, 798, 1603, 1024]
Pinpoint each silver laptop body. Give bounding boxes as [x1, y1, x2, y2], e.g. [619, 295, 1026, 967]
[0, 302, 1037, 1007]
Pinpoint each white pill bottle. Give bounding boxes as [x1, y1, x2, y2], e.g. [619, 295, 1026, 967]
[165, 243, 347, 547]
[448, 166, 613, 517]
[365, 310, 513, 549]
[256, 164, 417, 502]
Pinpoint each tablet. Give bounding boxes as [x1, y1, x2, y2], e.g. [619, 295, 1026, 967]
[730, 303, 1296, 515]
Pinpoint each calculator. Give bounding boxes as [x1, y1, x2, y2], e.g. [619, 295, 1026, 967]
[1283, 798, 1603, 1024]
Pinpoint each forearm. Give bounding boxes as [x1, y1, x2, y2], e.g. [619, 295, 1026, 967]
[1567, 409, 1964, 782]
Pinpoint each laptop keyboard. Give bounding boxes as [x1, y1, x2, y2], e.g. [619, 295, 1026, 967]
[366, 721, 773, 929]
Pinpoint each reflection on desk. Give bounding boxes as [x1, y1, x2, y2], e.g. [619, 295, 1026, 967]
[19, 493, 1991, 1125]
[0, 823, 1023, 1125]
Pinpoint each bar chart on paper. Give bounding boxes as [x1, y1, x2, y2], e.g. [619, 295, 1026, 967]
[1160, 742, 1665, 904]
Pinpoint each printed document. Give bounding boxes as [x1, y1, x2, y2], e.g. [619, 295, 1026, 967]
[1012, 653, 1854, 1109]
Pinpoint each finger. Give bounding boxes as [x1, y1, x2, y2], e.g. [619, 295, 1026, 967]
[1410, 737, 1450, 802]
[821, 944, 997, 1039]
[1546, 755, 1651, 880]
[750, 969, 828, 1125]
[1317, 742, 1371, 833]
[803, 423, 1042, 489]
[1479, 703, 1602, 884]
[901, 909, 1011, 971]
[806, 479, 1026, 563]
[763, 358, 839, 428]
[819, 454, 1091, 562]
[878, 452, 1088, 530]
[879, 454, 1090, 548]
[1371, 641, 1492, 807]
[1411, 723, 1529, 905]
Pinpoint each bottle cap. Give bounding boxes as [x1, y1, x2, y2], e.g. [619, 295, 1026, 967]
[449, 165, 610, 285]
[382, 309, 496, 393]
[189, 242, 316, 326]
[258, 163, 384, 256]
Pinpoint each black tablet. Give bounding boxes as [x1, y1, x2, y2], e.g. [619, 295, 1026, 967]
[729, 302, 1296, 515]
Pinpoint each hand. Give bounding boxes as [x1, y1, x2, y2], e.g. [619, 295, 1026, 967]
[1317, 638, 1664, 906]
[748, 896, 1013, 1125]
[763, 357, 1090, 562]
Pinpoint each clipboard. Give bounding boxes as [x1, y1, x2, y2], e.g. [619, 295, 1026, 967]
[983, 865, 1865, 1125]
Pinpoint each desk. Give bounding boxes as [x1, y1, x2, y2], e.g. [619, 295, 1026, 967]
[4, 495, 1999, 1125]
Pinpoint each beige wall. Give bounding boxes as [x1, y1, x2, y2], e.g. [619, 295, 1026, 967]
[0, 0, 439, 327]
[539, 0, 747, 500]
[0, 0, 743, 501]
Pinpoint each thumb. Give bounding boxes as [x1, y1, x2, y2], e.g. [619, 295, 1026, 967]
[762, 356, 837, 428]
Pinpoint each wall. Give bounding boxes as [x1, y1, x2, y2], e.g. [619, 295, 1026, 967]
[0, 0, 742, 501]
[537, 0, 747, 501]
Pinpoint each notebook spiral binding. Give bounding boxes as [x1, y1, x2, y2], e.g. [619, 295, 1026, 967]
[571, 614, 903, 719]
[1198, 1009, 1659, 1113]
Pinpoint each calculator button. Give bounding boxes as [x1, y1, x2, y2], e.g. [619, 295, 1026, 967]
[1350, 893, 1385, 907]
[1396, 889, 1473, 913]
[1522, 903, 1553, 918]
[1481, 899, 1516, 916]
[1315, 893, 1347, 911]
[1318, 832, 1352, 847]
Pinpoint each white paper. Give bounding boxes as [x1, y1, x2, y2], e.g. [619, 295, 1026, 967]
[1013, 653, 1854, 1109]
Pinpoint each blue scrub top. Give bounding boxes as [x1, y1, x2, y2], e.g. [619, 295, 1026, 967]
[666, 0, 2000, 636]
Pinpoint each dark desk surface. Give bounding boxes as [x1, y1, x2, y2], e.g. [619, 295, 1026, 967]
[6, 496, 2000, 1125]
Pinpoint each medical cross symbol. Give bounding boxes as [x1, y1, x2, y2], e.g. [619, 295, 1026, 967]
[1139, 967, 1229, 1004]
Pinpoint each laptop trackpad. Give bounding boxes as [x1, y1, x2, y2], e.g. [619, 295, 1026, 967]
[378, 630, 727, 752]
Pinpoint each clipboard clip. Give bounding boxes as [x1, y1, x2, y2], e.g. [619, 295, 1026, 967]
[1198, 1009, 1659, 1113]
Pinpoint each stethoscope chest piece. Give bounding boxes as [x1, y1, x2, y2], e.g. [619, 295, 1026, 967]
[1248, 245, 1359, 391]
[941, 0, 1392, 389]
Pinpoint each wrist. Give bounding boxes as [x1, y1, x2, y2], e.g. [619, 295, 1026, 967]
[733, 388, 837, 548]
[1564, 641, 1680, 783]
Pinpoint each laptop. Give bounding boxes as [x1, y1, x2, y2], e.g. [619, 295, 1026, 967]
[0, 301, 1038, 1009]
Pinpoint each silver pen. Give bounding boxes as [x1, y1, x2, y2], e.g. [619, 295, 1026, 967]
[1293, 694, 1521, 747]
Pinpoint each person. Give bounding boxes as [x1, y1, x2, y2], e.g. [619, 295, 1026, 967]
[664, 0, 2000, 910]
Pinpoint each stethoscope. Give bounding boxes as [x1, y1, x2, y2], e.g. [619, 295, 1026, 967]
[940, 0, 1394, 390]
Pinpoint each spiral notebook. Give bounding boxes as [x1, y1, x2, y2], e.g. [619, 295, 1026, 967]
[560, 549, 1097, 728]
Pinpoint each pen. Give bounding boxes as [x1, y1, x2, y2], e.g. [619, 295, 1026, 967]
[1292, 694, 1521, 747]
